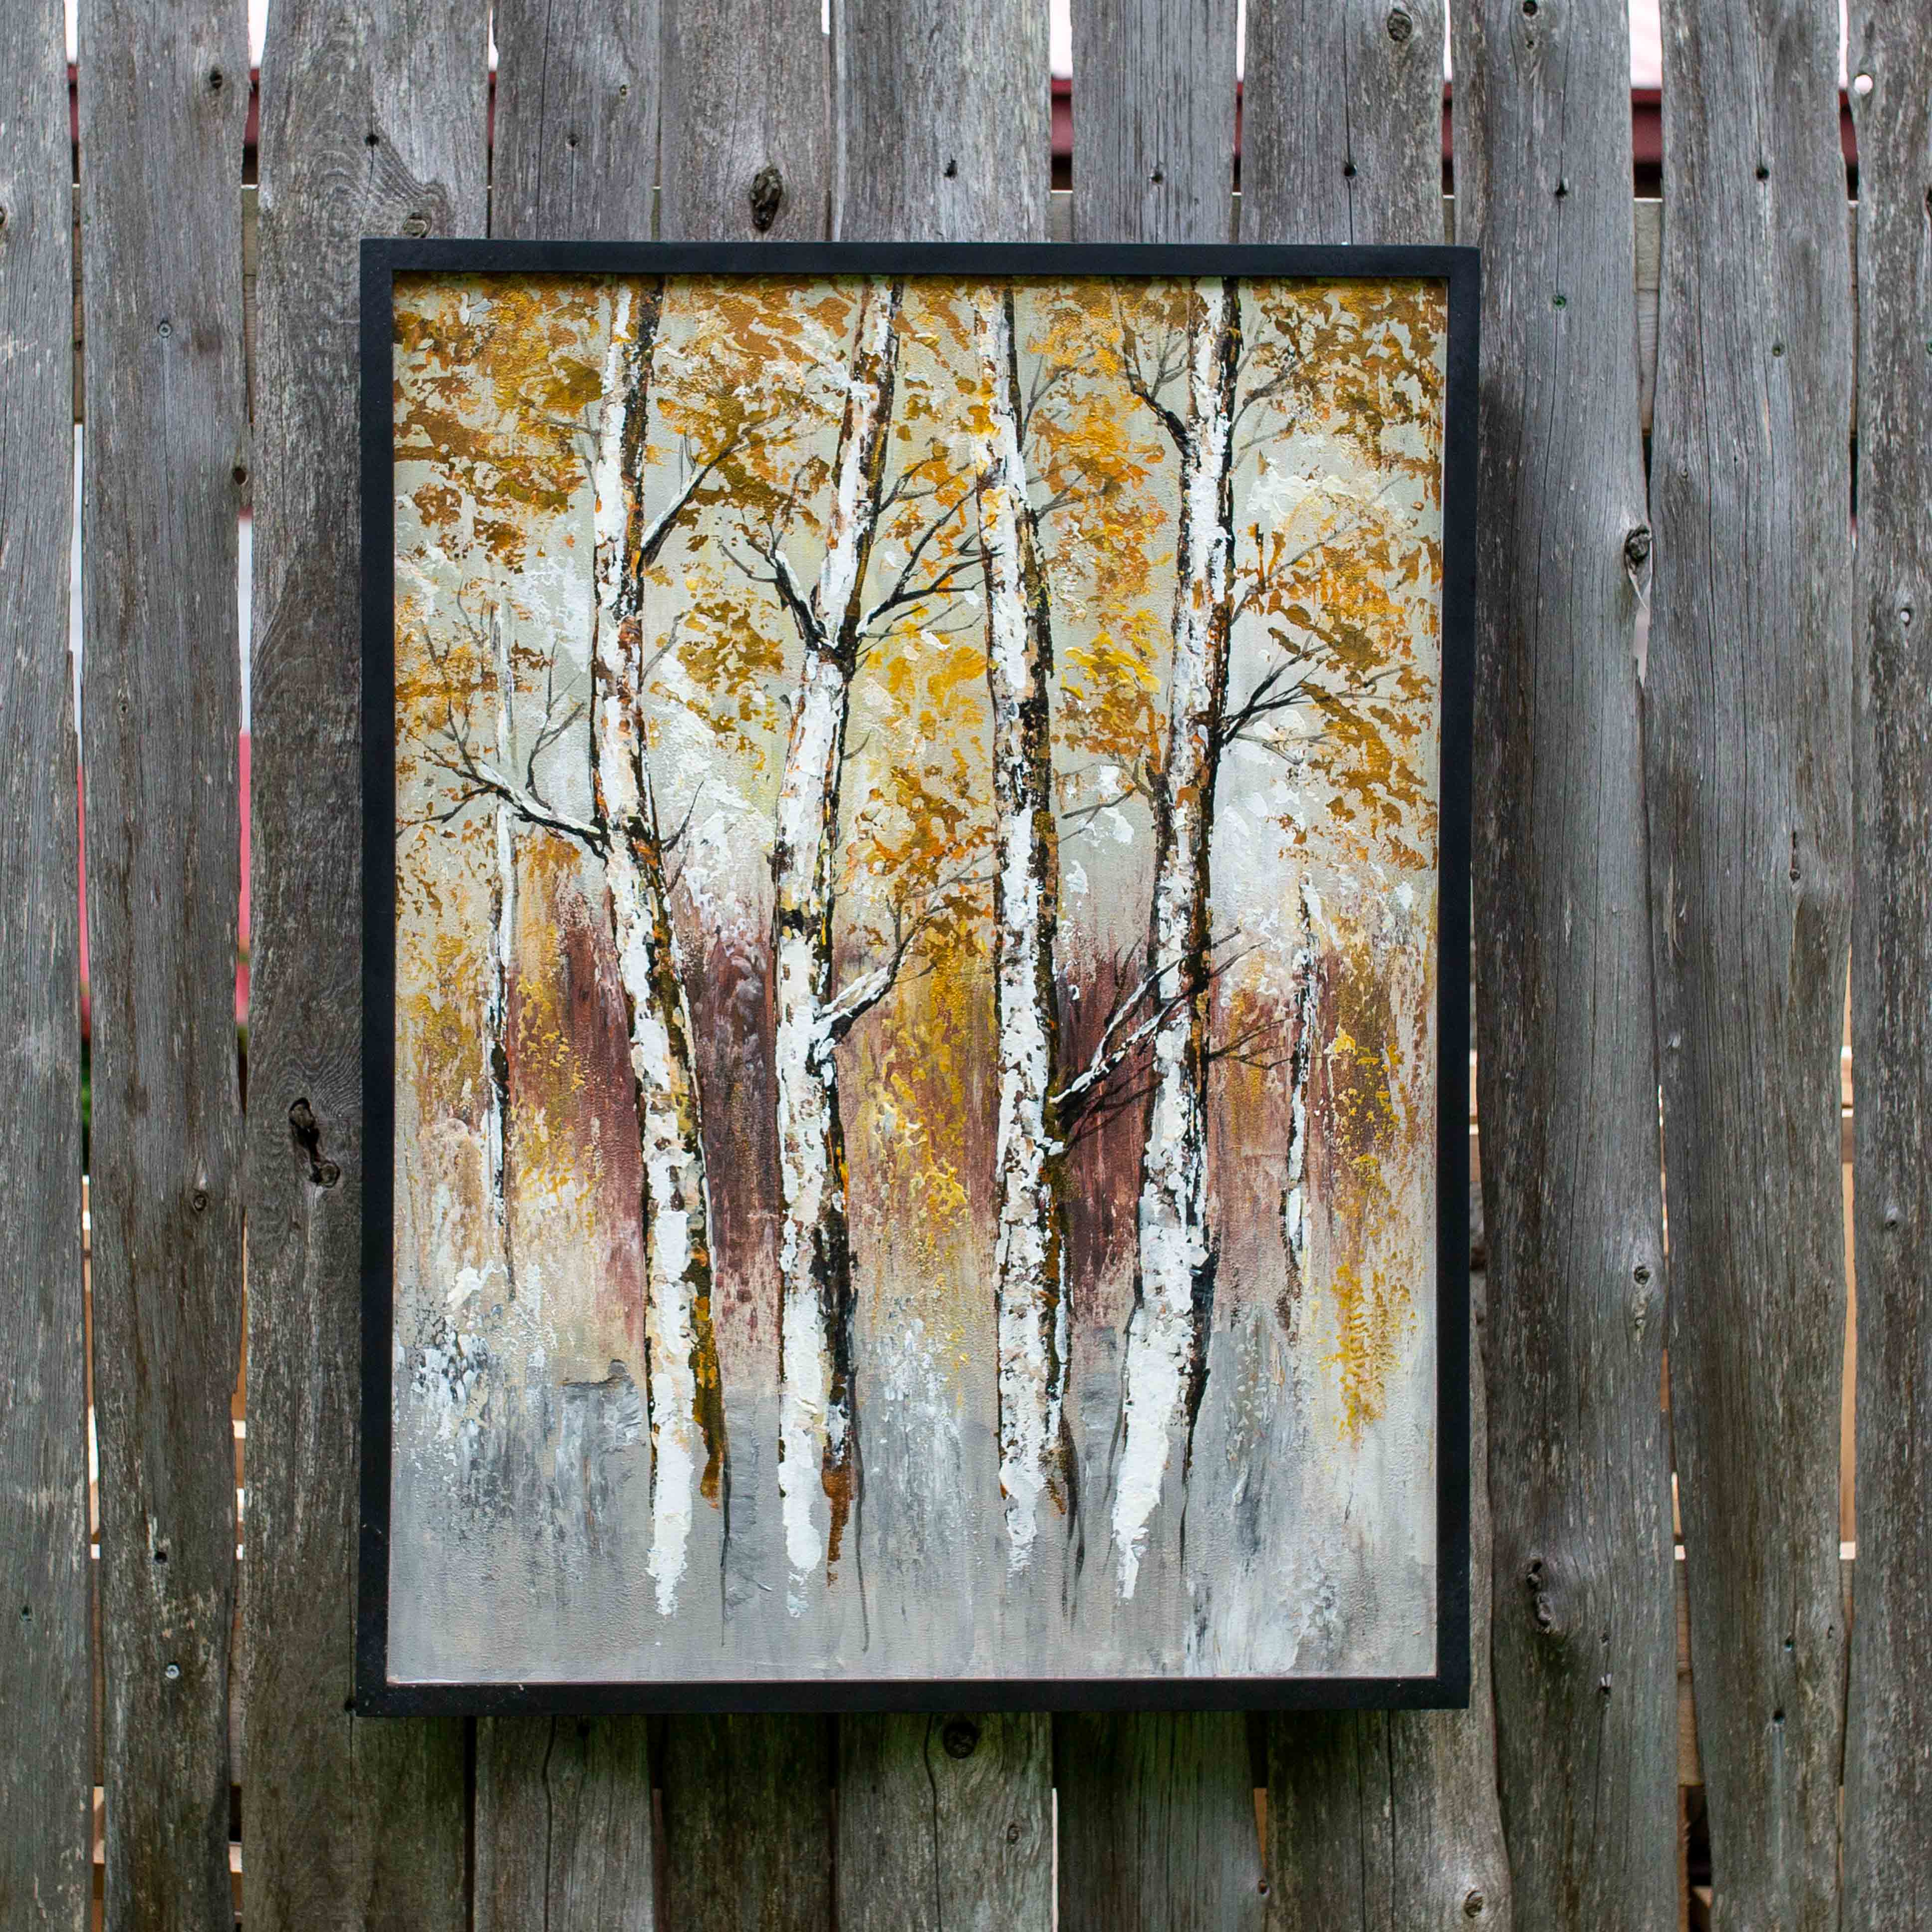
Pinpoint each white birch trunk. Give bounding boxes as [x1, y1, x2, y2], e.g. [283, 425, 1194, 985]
[1112, 280, 1242, 1599]
[589, 281, 726, 1615]
[971, 285, 1070, 1570]
[1281, 882, 1321, 1299]
[770, 279, 902, 1594]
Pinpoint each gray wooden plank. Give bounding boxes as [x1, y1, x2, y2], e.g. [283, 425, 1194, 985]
[469, 11, 663, 1920]
[661, 0, 829, 242]
[1056, 13, 1264, 1927]
[476, 1717, 657, 1932]
[1243, 13, 1506, 1926]
[1841, 5, 1932, 1924]
[660, 1715, 833, 1932]
[838, 1714, 1052, 1932]
[241, 0, 485, 1924]
[1451, 1, 1682, 1927]
[0, 0, 89, 1924]
[652, 7, 839, 1919]
[827, 10, 1057, 1928]
[76, 0, 247, 1922]
[1058, 1713, 1264, 1932]
[1069, 0, 1236, 242]
[1648, 0, 1855, 1925]
[1242, 0, 1445, 246]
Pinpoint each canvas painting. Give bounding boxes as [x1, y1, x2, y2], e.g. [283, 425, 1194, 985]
[366, 249, 1470, 1705]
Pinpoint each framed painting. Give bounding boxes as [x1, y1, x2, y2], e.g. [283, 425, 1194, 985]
[358, 241, 1476, 1713]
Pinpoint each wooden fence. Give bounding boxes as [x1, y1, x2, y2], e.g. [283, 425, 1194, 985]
[2, 0, 1927, 1926]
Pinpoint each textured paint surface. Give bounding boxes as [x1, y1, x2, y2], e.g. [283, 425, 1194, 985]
[387, 270, 1448, 1684]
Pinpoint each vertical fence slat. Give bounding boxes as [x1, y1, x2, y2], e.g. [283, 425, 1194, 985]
[650, 5, 837, 1920]
[1842, 4, 1932, 1923]
[243, 1, 486, 1923]
[476, 5, 661, 1916]
[661, 0, 830, 242]
[1452, 3, 1681, 1927]
[1242, 0, 1446, 247]
[1056, 10, 1258, 1923]
[827, 8, 1056, 1926]
[76, 1, 248, 1921]
[1648, 0, 1854, 1924]
[0, 0, 88, 1923]
[1241, 9, 1509, 1922]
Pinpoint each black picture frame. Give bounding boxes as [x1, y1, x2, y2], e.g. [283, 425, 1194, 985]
[358, 239, 1479, 1716]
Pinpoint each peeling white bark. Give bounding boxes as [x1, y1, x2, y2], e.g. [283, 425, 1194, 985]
[590, 282, 724, 1615]
[971, 285, 1069, 1570]
[1282, 883, 1321, 1296]
[770, 280, 902, 1594]
[1113, 280, 1242, 1599]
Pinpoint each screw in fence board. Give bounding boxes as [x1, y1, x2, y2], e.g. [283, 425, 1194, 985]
[1054, 7, 1259, 1925]
[660, 1714, 834, 1931]
[1241, 9, 1511, 1923]
[645, 5, 841, 1920]
[0, 0, 89, 1923]
[467, 7, 664, 1919]
[76, 1, 249, 1922]
[1451, 2, 1682, 1927]
[825, 6, 1057, 1924]
[242, 1, 485, 1924]
[1648, 0, 1856, 1925]
[1842, 4, 1932, 1923]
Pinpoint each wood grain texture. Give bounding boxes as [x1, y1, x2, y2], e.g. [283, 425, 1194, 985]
[661, 0, 829, 242]
[492, 0, 659, 241]
[1268, 1274, 1510, 1930]
[1069, 0, 1235, 243]
[242, 0, 484, 1924]
[661, 1715, 833, 1932]
[838, 1714, 1051, 1932]
[1246, 14, 1504, 1927]
[1452, 1, 1680, 1926]
[476, 1717, 656, 1932]
[1842, 4, 1932, 1923]
[654, 10, 837, 1915]
[77, 1, 247, 1923]
[1242, 0, 1445, 246]
[831, 0, 1049, 243]
[473, 15, 661, 1920]
[0, 0, 88, 1923]
[1058, 1713, 1264, 1932]
[1649, 1, 1855, 1926]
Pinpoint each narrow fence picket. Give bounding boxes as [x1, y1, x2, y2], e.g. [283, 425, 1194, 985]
[1453, 1, 1682, 1927]
[1841, 2, 1932, 1922]
[1055, 8, 1263, 1922]
[77, 1, 249, 1923]
[242, 0, 484, 1923]
[469, 7, 664, 1918]
[1649, 0, 1855, 1924]
[0, 0, 89, 1923]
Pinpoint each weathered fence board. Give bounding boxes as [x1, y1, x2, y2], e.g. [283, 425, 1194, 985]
[242, 0, 484, 1923]
[1241, 9, 1508, 1925]
[1649, 0, 1855, 1926]
[1244, 0, 1446, 247]
[1453, 0, 1681, 1926]
[77, 1, 248, 1922]
[1057, 11, 1261, 1922]
[1842, 3, 1932, 1923]
[0, 1, 89, 1924]
[660, 1714, 833, 1931]
[650, 8, 837, 1917]
[661, 0, 830, 243]
[467, 8, 663, 1916]
[828, 7, 1057, 1925]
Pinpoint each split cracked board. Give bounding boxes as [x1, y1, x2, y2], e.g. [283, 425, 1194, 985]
[356, 240, 1475, 1711]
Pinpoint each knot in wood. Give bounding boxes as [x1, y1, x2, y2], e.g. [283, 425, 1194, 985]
[1386, 6, 1413, 43]
[401, 213, 431, 238]
[748, 164, 785, 233]
[1463, 1891, 1485, 1918]
[1623, 524, 1652, 569]
[941, 1716, 979, 1759]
